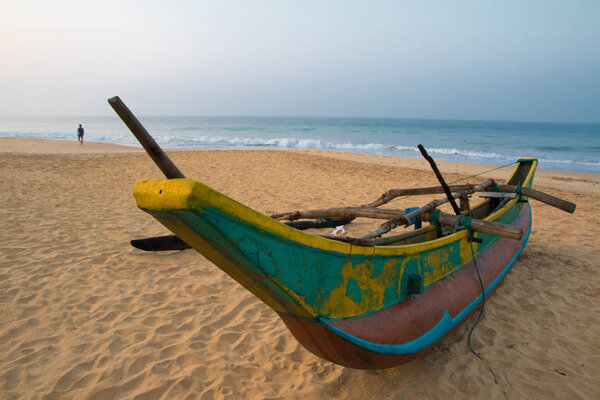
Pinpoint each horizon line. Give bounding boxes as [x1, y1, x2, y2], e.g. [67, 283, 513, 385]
[1, 114, 600, 126]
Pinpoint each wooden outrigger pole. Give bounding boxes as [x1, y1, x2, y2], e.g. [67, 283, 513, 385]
[108, 96, 185, 179]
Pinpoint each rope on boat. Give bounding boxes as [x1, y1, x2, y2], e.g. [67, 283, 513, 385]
[454, 161, 517, 183]
[429, 209, 443, 237]
[465, 229, 500, 386]
[389, 161, 516, 205]
[455, 215, 474, 240]
[490, 179, 499, 192]
[317, 217, 334, 228]
[449, 216, 499, 384]
[515, 184, 523, 197]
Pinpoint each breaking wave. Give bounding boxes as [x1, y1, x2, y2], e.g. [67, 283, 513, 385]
[1, 130, 598, 172]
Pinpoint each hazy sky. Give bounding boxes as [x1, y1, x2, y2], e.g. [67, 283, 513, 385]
[1, 1, 599, 122]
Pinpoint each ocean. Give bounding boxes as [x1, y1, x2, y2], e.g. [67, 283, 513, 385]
[1, 116, 599, 173]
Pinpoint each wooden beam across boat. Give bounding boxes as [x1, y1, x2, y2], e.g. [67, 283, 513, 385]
[360, 179, 493, 240]
[421, 210, 523, 240]
[496, 184, 576, 213]
[479, 191, 517, 199]
[271, 207, 404, 221]
[367, 180, 493, 207]
[367, 181, 575, 214]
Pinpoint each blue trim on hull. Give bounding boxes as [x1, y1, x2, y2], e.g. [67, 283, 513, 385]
[319, 205, 532, 355]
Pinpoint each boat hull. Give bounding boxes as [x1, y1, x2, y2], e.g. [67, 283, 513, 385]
[133, 159, 537, 369]
[278, 204, 531, 369]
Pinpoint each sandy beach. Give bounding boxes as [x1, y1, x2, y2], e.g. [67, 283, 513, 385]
[1, 137, 599, 399]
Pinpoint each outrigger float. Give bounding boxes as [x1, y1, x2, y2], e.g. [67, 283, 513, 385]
[109, 96, 576, 369]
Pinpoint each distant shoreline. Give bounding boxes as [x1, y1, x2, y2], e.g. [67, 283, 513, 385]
[2, 137, 599, 193]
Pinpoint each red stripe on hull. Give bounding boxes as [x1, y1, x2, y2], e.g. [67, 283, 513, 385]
[278, 204, 531, 369]
[278, 312, 426, 369]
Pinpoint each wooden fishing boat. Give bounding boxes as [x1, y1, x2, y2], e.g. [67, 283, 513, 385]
[109, 96, 575, 370]
[132, 159, 535, 369]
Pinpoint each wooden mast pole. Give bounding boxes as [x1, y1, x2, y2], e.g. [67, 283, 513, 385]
[107, 96, 185, 179]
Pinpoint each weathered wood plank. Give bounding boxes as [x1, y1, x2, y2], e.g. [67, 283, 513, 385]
[479, 192, 517, 199]
[497, 184, 576, 213]
[272, 207, 404, 221]
[421, 211, 523, 240]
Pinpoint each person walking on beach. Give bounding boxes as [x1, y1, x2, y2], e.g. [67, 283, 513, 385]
[77, 124, 84, 144]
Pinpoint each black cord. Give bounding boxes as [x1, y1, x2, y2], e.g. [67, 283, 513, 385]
[467, 237, 499, 385]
